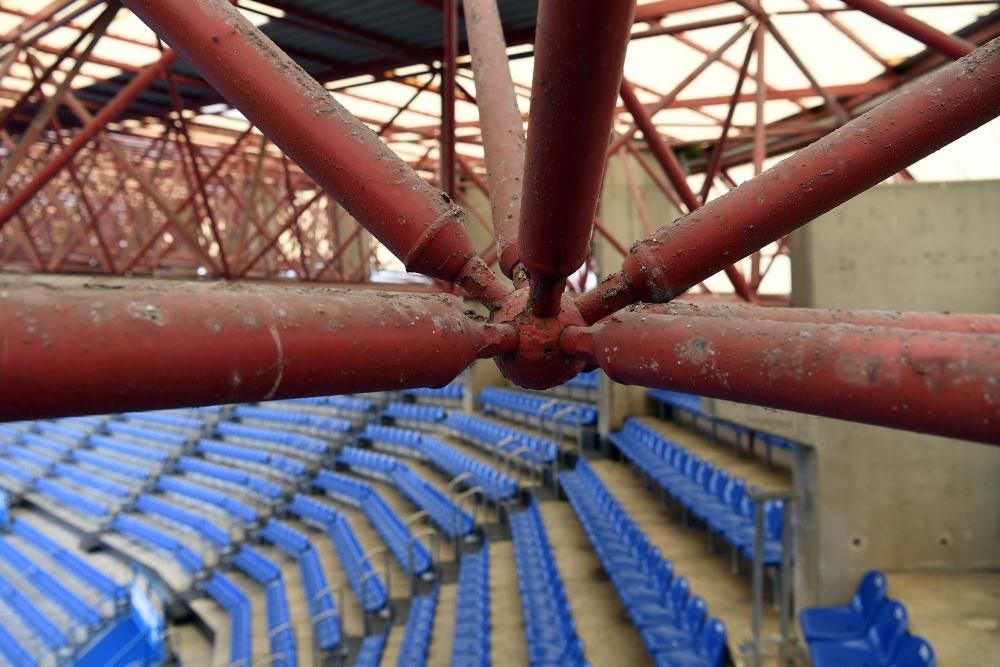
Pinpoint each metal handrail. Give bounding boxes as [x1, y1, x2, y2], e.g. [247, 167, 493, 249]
[536, 399, 562, 434]
[406, 526, 437, 595]
[452, 485, 483, 558]
[492, 434, 519, 466]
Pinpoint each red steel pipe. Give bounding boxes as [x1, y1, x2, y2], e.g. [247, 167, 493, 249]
[840, 0, 975, 60]
[0, 50, 177, 235]
[119, 0, 508, 309]
[462, 0, 527, 280]
[642, 303, 1000, 335]
[441, 0, 458, 197]
[562, 309, 1000, 445]
[0, 276, 517, 421]
[576, 38, 1000, 324]
[518, 0, 637, 310]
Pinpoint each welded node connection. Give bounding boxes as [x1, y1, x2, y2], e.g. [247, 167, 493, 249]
[490, 288, 586, 390]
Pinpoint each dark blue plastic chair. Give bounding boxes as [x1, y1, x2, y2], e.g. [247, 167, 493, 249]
[654, 617, 728, 667]
[888, 635, 936, 667]
[800, 570, 887, 641]
[809, 599, 908, 667]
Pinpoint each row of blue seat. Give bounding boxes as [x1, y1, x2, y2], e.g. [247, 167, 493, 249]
[112, 515, 204, 573]
[802, 570, 935, 666]
[232, 546, 297, 666]
[563, 459, 729, 667]
[647, 390, 796, 455]
[259, 519, 341, 652]
[158, 476, 258, 524]
[352, 628, 389, 667]
[397, 585, 439, 666]
[611, 419, 786, 567]
[382, 402, 447, 425]
[360, 425, 518, 503]
[443, 413, 557, 464]
[274, 395, 374, 417]
[105, 421, 190, 448]
[196, 439, 308, 479]
[216, 421, 328, 458]
[133, 494, 231, 549]
[203, 572, 253, 667]
[121, 410, 208, 433]
[480, 387, 598, 426]
[233, 405, 352, 437]
[420, 435, 518, 503]
[313, 470, 432, 576]
[451, 544, 490, 667]
[177, 456, 284, 500]
[336, 447, 475, 539]
[12, 520, 124, 611]
[286, 495, 388, 614]
[509, 502, 586, 665]
[404, 382, 463, 400]
[0, 567, 69, 654]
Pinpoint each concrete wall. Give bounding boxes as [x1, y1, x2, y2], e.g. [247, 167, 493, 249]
[786, 180, 1000, 605]
[593, 152, 681, 432]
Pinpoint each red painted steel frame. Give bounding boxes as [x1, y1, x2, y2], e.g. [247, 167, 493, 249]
[562, 308, 1000, 445]
[518, 0, 636, 313]
[0, 276, 516, 421]
[576, 39, 1000, 324]
[462, 0, 527, 280]
[119, 0, 508, 308]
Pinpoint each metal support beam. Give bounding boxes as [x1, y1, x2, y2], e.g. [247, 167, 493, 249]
[519, 0, 637, 316]
[119, 0, 508, 309]
[462, 0, 526, 281]
[576, 39, 1000, 324]
[0, 275, 517, 421]
[562, 308, 1000, 445]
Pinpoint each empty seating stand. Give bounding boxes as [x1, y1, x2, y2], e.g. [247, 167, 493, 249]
[196, 439, 308, 480]
[216, 421, 328, 460]
[111, 515, 204, 574]
[509, 502, 586, 665]
[204, 572, 253, 667]
[259, 519, 341, 652]
[286, 495, 389, 614]
[352, 628, 389, 667]
[562, 459, 730, 667]
[610, 418, 788, 571]
[396, 584, 438, 666]
[382, 402, 447, 427]
[443, 413, 557, 465]
[451, 544, 490, 667]
[313, 471, 432, 576]
[233, 405, 352, 441]
[336, 447, 475, 539]
[479, 387, 597, 434]
[272, 396, 374, 427]
[403, 381, 464, 408]
[232, 545, 297, 667]
[360, 424, 427, 460]
[801, 571, 936, 666]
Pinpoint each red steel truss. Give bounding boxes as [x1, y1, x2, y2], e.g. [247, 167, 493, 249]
[0, 1, 998, 445]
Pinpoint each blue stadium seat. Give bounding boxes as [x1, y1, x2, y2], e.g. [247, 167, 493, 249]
[353, 628, 389, 667]
[809, 600, 909, 667]
[157, 476, 257, 523]
[203, 572, 252, 667]
[451, 544, 490, 667]
[397, 585, 438, 666]
[382, 401, 447, 425]
[479, 387, 597, 426]
[112, 515, 204, 573]
[232, 546, 297, 666]
[509, 502, 586, 665]
[800, 570, 888, 641]
[653, 618, 728, 667]
[888, 635, 936, 667]
[196, 439, 307, 478]
[11, 520, 125, 604]
[442, 413, 557, 464]
[176, 456, 284, 500]
[134, 494, 231, 549]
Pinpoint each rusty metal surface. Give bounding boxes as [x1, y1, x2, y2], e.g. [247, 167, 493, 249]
[0, 275, 515, 420]
[462, 0, 527, 280]
[118, 0, 508, 307]
[562, 306, 1000, 445]
[576, 38, 1000, 324]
